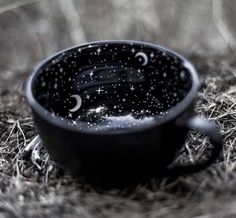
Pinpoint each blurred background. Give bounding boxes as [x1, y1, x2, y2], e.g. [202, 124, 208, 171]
[0, 0, 235, 76]
[0, 1, 236, 217]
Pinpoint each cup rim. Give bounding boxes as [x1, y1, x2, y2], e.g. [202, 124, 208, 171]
[26, 40, 199, 135]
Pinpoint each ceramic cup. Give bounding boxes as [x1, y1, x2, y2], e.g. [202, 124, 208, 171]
[26, 40, 222, 188]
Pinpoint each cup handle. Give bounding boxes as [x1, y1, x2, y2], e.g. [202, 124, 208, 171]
[165, 117, 223, 177]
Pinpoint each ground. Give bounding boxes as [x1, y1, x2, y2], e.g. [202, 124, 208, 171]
[0, 1, 235, 216]
[0, 52, 235, 218]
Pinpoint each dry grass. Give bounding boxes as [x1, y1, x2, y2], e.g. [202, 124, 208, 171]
[0, 0, 236, 217]
[0, 53, 235, 218]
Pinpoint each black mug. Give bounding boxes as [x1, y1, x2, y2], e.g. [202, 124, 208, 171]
[26, 40, 222, 188]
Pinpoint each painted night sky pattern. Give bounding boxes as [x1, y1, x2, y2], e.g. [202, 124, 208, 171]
[33, 42, 192, 132]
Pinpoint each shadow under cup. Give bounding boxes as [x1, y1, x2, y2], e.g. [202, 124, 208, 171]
[33, 43, 192, 132]
[27, 41, 222, 188]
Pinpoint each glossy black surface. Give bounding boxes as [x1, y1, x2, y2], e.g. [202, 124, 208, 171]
[26, 41, 222, 188]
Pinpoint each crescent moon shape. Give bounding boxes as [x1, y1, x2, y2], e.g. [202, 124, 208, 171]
[135, 52, 148, 66]
[69, 94, 82, 112]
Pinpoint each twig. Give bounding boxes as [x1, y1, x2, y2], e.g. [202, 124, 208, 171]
[212, 0, 236, 56]
[0, 0, 44, 15]
[57, 0, 87, 43]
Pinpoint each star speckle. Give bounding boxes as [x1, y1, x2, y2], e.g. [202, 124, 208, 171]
[97, 47, 101, 55]
[34, 42, 190, 133]
[89, 71, 94, 77]
[96, 87, 104, 94]
[180, 71, 186, 79]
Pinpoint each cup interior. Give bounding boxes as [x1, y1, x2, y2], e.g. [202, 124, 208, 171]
[31, 42, 193, 132]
